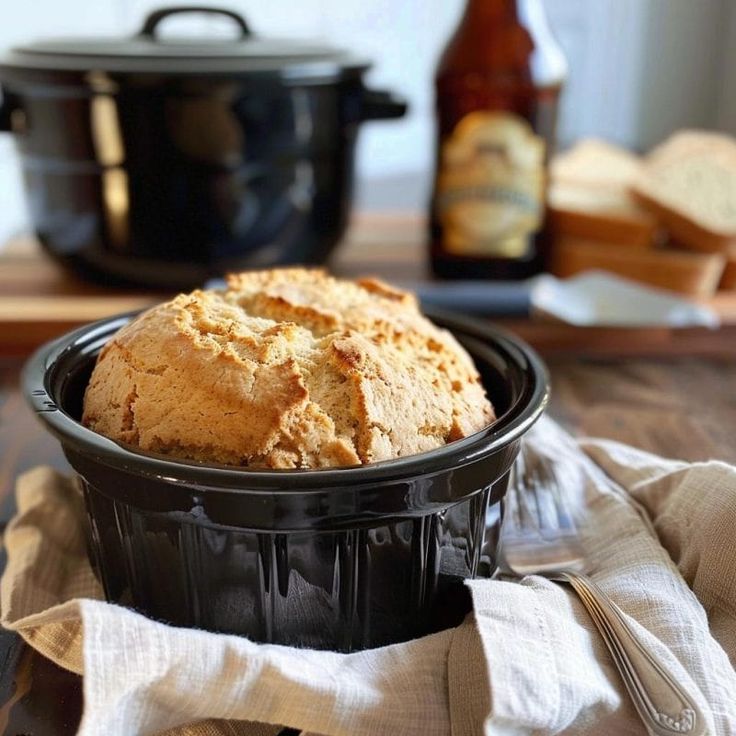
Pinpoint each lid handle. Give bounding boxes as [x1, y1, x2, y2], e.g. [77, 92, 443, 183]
[138, 6, 251, 39]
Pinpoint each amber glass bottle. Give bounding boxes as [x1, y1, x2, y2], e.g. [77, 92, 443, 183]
[430, 0, 566, 279]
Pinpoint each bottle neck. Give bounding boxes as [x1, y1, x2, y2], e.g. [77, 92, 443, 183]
[459, 0, 521, 25]
[445, 0, 565, 86]
[459, 0, 547, 27]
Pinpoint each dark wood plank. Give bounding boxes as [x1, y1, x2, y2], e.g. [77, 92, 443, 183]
[0, 358, 71, 504]
[0, 630, 82, 736]
[546, 357, 736, 464]
[497, 320, 736, 359]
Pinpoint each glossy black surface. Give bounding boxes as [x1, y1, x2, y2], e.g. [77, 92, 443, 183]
[23, 309, 549, 650]
[0, 7, 406, 288]
[3, 6, 371, 77]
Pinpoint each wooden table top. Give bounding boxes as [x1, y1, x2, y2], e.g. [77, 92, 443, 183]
[1, 216, 736, 734]
[2, 215, 736, 357]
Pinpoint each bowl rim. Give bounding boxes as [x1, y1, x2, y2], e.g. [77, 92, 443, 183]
[22, 306, 549, 492]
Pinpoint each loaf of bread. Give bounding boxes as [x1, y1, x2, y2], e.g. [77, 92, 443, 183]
[82, 269, 495, 469]
[632, 130, 736, 253]
[549, 139, 658, 248]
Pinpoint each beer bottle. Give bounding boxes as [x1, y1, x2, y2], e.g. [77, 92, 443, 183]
[430, 0, 567, 280]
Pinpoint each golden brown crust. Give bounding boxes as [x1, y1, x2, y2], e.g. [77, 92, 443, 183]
[82, 269, 495, 468]
[631, 188, 736, 256]
[548, 183, 658, 249]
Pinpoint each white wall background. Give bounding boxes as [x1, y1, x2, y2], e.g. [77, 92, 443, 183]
[717, 0, 736, 133]
[0, 0, 734, 243]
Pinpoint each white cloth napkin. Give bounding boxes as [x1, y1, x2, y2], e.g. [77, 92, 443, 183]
[2, 416, 736, 735]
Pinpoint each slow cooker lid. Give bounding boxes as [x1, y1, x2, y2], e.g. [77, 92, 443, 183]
[2, 6, 369, 79]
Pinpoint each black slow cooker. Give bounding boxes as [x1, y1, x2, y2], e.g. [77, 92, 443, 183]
[0, 6, 407, 288]
[24, 307, 549, 650]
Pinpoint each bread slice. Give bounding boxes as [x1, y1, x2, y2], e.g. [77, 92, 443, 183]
[551, 138, 644, 189]
[632, 130, 736, 254]
[551, 237, 726, 297]
[548, 183, 658, 248]
[720, 254, 736, 290]
[549, 139, 658, 248]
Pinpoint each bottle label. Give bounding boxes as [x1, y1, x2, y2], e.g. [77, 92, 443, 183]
[436, 111, 545, 257]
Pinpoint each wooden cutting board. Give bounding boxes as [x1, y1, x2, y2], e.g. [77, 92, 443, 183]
[2, 215, 736, 357]
[0, 216, 424, 352]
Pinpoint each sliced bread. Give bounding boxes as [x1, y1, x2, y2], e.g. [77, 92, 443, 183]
[549, 139, 658, 247]
[551, 237, 726, 298]
[632, 130, 736, 254]
[548, 183, 658, 247]
[720, 254, 736, 290]
[551, 138, 644, 188]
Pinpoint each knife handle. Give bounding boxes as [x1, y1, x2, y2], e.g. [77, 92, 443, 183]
[417, 281, 531, 317]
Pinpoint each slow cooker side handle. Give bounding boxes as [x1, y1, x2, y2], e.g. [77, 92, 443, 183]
[0, 89, 21, 132]
[360, 89, 408, 121]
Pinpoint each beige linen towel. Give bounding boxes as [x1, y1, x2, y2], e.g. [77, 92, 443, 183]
[2, 417, 736, 735]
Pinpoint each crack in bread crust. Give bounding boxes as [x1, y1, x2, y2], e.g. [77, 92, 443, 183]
[82, 269, 495, 468]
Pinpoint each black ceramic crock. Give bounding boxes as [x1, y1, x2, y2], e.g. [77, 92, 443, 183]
[23, 308, 548, 651]
[0, 6, 407, 288]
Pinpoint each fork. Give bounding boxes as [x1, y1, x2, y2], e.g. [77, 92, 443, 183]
[497, 444, 707, 736]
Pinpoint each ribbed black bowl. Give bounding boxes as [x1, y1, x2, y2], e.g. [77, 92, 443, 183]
[23, 308, 548, 651]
